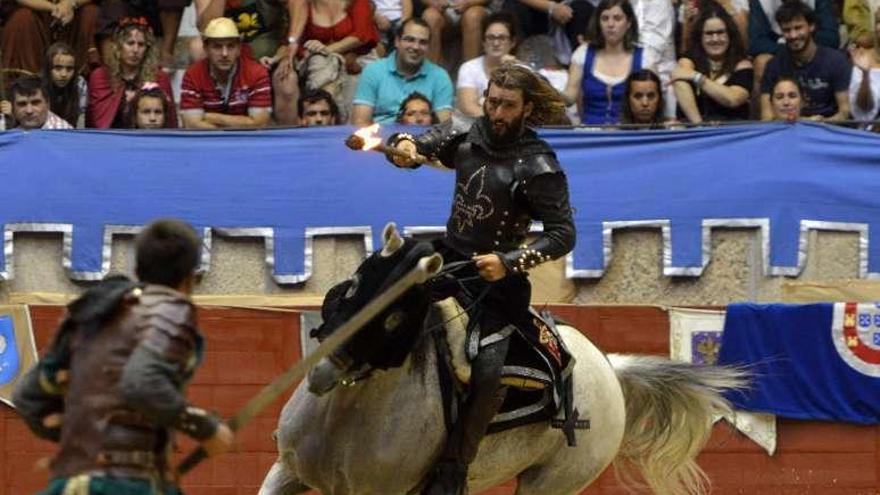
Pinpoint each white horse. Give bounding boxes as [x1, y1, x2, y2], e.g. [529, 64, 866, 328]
[259, 226, 746, 495]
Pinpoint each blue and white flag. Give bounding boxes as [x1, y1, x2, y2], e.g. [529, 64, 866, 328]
[719, 302, 880, 424]
[0, 305, 37, 408]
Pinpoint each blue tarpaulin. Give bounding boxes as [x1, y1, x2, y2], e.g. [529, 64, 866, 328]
[0, 122, 878, 283]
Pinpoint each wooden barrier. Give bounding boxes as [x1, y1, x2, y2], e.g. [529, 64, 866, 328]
[2, 305, 878, 494]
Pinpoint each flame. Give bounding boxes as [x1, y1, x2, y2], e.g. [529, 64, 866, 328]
[354, 123, 382, 150]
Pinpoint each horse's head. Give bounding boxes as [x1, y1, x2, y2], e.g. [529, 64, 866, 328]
[308, 223, 441, 395]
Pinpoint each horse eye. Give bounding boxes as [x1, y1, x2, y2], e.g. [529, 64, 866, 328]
[344, 274, 360, 299]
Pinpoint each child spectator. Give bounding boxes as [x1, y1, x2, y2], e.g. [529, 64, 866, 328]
[128, 84, 170, 129]
[42, 42, 88, 128]
[298, 88, 341, 125]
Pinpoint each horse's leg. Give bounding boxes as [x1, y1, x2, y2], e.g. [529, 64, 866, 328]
[258, 458, 311, 495]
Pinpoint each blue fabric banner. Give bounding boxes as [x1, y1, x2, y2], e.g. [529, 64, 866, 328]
[0, 122, 879, 282]
[718, 302, 880, 424]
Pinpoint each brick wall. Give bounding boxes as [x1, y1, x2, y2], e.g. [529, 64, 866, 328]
[2, 305, 878, 494]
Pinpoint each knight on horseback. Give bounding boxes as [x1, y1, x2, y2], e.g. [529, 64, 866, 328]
[385, 64, 575, 495]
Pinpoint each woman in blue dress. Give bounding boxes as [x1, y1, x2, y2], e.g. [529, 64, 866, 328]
[561, 0, 643, 125]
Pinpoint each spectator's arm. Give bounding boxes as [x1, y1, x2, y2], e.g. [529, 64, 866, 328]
[813, 0, 840, 49]
[181, 110, 219, 128]
[432, 71, 455, 122]
[515, 0, 555, 15]
[671, 59, 703, 123]
[561, 49, 585, 106]
[401, 0, 413, 20]
[825, 90, 851, 122]
[14, 0, 56, 12]
[699, 62, 753, 108]
[203, 110, 271, 128]
[456, 87, 483, 117]
[351, 104, 375, 125]
[195, 0, 225, 30]
[748, 0, 780, 56]
[326, 36, 364, 54]
[759, 93, 774, 120]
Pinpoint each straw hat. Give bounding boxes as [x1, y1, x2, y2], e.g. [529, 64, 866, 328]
[202, 17, 240, 39]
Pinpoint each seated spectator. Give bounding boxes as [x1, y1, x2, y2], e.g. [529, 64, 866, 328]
[194, 0, 286, 60]
[43, 42, 88, 128]
[2, 75, 74, 129]
[0, 0, 100, 74]
[681, 0, 750, 54]
[516, 34, 579, 123]
[180, 17, 272, 128]
[502, 0, 594, 51]
[561, 0, 644, 125]
[849, 19, 880, 123]
[396, 91, 438, 124]
[87, 17, 177, 128]
[759, 0, 851, 121]
[749, 0, 839, 101]
[298, 89, 341, 125]
[351, 18, 453, 125]
[620, 69, 666, 127]
[456, 12, 518, 117]
[289, 0, 380, 122]
[374, 0, 413, 53]
[672, 5, 753, 122]
[422, 0, 488, 64]
[769, 76, 803, 120]
[128, 84, 170, 129]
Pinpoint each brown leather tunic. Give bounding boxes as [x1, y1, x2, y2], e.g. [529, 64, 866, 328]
[50, 284, 202, 480]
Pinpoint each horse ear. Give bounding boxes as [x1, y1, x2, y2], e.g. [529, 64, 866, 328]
[380, 222, 404, 257]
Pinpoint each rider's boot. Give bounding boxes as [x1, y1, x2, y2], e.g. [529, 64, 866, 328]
[422, 338, 510, 495]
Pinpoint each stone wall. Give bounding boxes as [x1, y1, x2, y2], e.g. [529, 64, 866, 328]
[0, 228, 863, 304]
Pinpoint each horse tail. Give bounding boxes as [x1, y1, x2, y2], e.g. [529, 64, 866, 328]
[607, 354, 748, 495]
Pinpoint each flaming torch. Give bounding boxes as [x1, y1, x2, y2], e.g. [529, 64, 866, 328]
[345, 124, 426, 164]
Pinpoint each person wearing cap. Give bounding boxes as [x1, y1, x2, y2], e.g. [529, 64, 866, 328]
[180, 17, 273, 128]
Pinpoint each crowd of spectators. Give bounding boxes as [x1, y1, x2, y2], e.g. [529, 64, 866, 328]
[1, 0, 879, 130]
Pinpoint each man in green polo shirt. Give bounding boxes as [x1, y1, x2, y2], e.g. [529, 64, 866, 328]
[351, 18, 454, 125]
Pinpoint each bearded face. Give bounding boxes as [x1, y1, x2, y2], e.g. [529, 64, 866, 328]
[482, 84, 532, 144]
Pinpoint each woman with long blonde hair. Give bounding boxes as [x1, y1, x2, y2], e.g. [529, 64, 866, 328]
[87, 17, 177, 128]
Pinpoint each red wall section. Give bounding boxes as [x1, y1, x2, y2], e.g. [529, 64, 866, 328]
[2, 305, 879, 494]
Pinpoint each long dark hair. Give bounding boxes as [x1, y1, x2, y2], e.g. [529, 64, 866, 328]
[42, 42, 80, 127]
[686, 4, 746, 78]
[620, 69, 665, 126]
[587, 0, 639, 51]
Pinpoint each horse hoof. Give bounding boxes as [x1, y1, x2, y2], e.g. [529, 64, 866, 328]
[308, 357, 344, 395]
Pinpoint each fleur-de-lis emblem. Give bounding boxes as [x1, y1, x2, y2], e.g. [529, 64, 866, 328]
[696, 337, 720, 365]
[237, 12, 261, 36]
[450, 166, 494, 233]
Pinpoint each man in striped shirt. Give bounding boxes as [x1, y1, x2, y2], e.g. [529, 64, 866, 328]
[180, 18, 272, 129]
